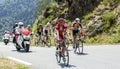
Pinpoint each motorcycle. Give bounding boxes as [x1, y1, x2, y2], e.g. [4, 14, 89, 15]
[3, 38, 9, 45]
[3, 34, 10, 45]
[15, 28, 30, 52]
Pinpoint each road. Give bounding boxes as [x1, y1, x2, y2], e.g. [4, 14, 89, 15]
[0, 42, 120, 69]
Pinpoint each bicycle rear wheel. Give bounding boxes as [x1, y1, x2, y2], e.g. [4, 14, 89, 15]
[74, 42, 79, 54]
[80, 41, 83, 54]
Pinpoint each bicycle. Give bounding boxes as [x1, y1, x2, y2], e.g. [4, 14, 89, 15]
[55, 39, 69, 66]
[35, 34, 42, 46]
[74, 32, 84, 54]
[35, 34, 40, 45]
[42, 35, 51, 47]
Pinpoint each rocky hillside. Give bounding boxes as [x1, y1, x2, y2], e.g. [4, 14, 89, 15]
[82, 0, 120, 44]
[33, 0, 120, 44]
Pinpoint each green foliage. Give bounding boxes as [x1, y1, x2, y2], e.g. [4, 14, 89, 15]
[35, 0, 55, 17]
[32, 21, 38, 33]
[117, 24, 120, 33]
[0, 58, 30, 69]
[100, 12, 116, 32]
[61, 8, 68, 14]
[88, 37, 95, 43]
[42, 17, 52, 26]
[83, 13, 95, 23]
[102, 0, 120, 5]
[112, 35, 119, 43]
[102, 12, 116, 23]
[16, 64, 30, 69]
[48, 2, 57, 14]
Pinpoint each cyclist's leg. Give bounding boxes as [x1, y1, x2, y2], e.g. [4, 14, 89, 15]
[73, 36, 76, 48]
[56, 42, 61, 53]
[61, 40, 66, 53]
[72, 29, 76, 48]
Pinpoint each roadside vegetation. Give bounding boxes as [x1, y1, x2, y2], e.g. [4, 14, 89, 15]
[0, 58, 30, 69]
[31, 0, 120, 45]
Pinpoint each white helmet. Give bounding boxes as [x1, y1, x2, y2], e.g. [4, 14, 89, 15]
[15, 23, 18, 25]
[46, 22, 50, 26]
[18, 22, 23, 26]
[75, 18, 80, 23]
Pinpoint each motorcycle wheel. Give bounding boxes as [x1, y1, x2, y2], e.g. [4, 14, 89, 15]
[16, 46, 20, 51]
[25, 44, 30, 52]
[5, 41, 8, 45]
[5, 43, 7, 45]
[16, 43, 20, 51]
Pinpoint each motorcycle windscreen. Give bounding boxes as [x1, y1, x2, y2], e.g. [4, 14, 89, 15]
[22, 29, 30, 36]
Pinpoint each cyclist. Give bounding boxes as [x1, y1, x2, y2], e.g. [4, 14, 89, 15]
[72, 18, 83, 48]
[43, 22, 51, 41]
[37, 24, 43, 37]
[55, 18, 68, 53]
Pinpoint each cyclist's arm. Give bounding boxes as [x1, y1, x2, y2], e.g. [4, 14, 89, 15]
[55, 29, 59, 41]
[79, 23, 83, 29]
[43, 27, 46, 35]
[49, 26, 52, 35]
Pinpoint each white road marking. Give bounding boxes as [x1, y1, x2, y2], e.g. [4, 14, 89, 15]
[7, 57, 32, 66]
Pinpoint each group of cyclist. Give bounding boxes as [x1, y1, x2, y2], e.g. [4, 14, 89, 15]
[36, 17, 83, 48]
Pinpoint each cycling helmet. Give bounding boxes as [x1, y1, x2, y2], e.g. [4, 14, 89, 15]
[39, 24, 42, 26]
[46, 22, 50, 26]
[15, 23, 18, 25]
[18, 22, 24, 26]
[4, 31, 7, 33]
[75, 18, 80, 23]
[15, 23, 18, 27]
[58, 18, 65, 25]
[27, 25, 31, 27]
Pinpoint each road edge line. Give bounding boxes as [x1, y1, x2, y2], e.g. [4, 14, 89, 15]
[7, 56, 32, 66]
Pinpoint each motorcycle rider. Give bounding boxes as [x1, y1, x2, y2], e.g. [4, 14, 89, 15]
[15, 22, 24, 34]
[15, 22, 24, 45]
[3, 31, 10, 43]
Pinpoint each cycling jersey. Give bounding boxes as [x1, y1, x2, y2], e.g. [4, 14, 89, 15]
[55, 24, 67, 40]
[37, 26, 43, 36]
[43, 25, 51, 36]
[72, 22, 82, 37]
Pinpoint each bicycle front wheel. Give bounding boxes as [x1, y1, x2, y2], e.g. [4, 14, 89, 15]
[63, 48, 69, 66]
[56, 52, 61, 63]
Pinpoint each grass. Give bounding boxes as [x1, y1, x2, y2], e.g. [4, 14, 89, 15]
[0, 58, 30, 69]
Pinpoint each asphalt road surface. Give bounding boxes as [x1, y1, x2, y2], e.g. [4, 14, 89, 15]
[0, 42, 120, 69]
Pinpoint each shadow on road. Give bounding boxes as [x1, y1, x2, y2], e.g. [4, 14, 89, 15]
[76, 52, 88, 56]
[58, 63, 76, 68]
[11, 50, 34, 53]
